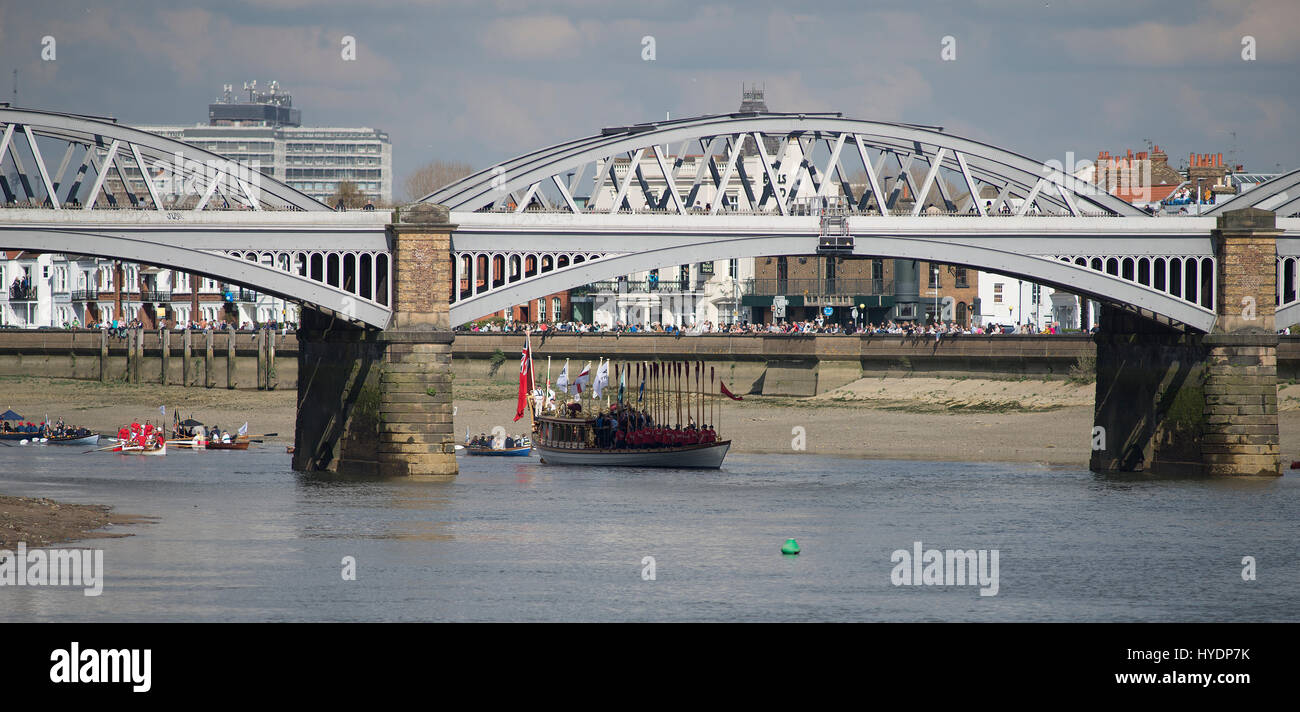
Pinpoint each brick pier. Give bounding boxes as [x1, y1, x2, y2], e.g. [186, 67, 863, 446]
[292, 203, 458, 479]
[1090, 207, 1281, 476]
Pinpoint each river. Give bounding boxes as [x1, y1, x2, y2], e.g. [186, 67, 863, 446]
[1, 446, 1296, 621]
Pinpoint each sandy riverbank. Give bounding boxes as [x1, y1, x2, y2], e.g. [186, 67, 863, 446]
[0, 496, 151, 550]
[6, 374, 1300, 466]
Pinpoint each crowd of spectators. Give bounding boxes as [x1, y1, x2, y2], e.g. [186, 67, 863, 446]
[460, 318, 1089, 336]
[72, 317, 297, 337]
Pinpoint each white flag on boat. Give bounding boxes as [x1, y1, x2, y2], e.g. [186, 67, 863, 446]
[238, 422, 248, 436]
[159, 405, 166, 416]
[575, 361, 592, 394]
[592, 359, 609, 399]
[555, 360, 570, 394]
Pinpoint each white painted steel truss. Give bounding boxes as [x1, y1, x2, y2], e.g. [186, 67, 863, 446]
[426, 112, 1147, 218]
[1206, 169, 1300, 218]
[0, 107, 327, 212]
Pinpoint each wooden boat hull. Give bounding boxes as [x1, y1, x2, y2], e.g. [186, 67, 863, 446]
[465, 445, 532, 457]
[206, 441, 249, 451]
[47, 434, 99, 446]
[537, 440, 729, 468]
[0, 431, 41, 441]
[117, 442, 166, 456]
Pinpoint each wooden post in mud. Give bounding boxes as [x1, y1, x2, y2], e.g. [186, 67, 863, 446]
[160, 328, 170, 385]
[135, 326, 144, 384]
[267, 329, 277, 391]
[182, 329, 192, 387]
[126, 328, 137, 384]
[260, 328, 270, 389]
[99, 327, 109, 383]
[226, 330, 237, 389]
[204, 328, 215, 388]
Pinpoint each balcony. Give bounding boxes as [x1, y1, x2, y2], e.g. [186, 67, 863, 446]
[577, 278, 702, 294]
[7, 285, 37, 301]
[71, 289, 99, 301]
[742, 278, 892, 297]
[142, 290, 172, 302]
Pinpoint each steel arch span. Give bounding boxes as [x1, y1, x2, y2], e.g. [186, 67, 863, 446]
[425, 112, 1147, 218]
[0, 228, 391, 327]
[0, 106, 329, 212]
[449, 234, 1217, 331]
[1206, 169, 1300, 218]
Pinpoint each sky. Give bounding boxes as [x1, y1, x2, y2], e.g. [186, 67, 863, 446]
[2, 0, 1297, 198]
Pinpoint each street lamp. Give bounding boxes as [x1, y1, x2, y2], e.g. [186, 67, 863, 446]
[932, 264, 940, 325]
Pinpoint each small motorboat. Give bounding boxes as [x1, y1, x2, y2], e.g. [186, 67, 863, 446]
[465, 442, 532, 457]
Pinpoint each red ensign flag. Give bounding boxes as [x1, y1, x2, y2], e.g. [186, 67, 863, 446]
[514, 334, 534, 422]
[720, 382, 743, 401]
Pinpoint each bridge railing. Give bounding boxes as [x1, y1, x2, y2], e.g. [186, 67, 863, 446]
[575, 278, 712, 294]
[743, 278, 893, 296]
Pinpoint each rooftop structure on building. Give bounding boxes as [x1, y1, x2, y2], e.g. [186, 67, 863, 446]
[209, 81, 301, 127]
[136, 81, 392, 205]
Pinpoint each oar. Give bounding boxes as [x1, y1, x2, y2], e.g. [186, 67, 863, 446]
[84, 443, 120, 454]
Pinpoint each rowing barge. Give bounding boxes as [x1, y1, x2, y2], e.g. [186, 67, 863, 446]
[47, 433, 99, 447]
[534, 414, 729, 468]
[116, 441, 167, 456]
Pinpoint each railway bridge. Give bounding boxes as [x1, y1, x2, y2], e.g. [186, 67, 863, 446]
[3, 106, 1299, 476]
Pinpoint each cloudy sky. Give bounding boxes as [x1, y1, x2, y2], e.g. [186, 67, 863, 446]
[2, 0, 1296, 198]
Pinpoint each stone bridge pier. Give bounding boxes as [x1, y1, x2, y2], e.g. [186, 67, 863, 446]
[292, 204, 458, 479]
[1091, 208, 1281, 476]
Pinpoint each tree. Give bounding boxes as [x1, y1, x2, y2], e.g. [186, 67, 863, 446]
[404, 159, 474, 202]
[327, 181, 369, 210]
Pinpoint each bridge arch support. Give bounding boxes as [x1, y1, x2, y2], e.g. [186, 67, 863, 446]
[0, 228, 391, 327]
[449, 234, 1217, 331]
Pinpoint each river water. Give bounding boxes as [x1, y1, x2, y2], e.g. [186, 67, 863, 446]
[0, 446, 1296, 622]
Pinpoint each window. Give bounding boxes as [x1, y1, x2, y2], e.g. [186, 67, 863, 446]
[538, 298, 547, 322]
[552, 297, 561, 320]
[993, 283, 1003, 303]
[954, 267, 968, 289]
[729, 259, 738, 278]
[928, 263, 941, 288]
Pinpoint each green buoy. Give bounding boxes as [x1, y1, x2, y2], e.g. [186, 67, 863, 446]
[781, 538, 800, 555]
